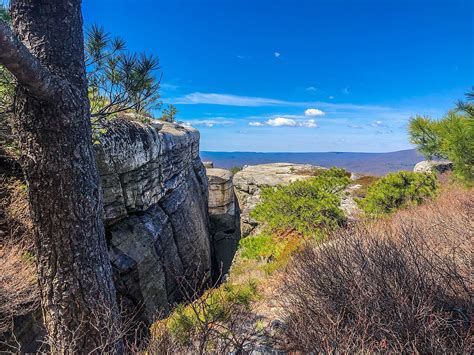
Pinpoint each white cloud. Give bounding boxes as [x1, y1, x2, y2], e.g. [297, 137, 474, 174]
[250, 117, 317, 128]
[160, 83, 179, 91]
[182, 119, 233, 128]
[170, 92, 290, 107]
[306, 86, 317, 92]
[371, 120, 384, 127]
[167, 92, 397, 113]
[274, 52, 281, 58]
[343, 87, 350, 94]
[300, 119, 317, 128]
[267, 117, 297, 127]
[304, 108, 325, 116]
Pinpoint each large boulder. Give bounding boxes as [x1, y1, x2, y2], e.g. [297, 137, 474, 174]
[413, 160, 453, 174]
[206, 168, 240, 278]
[233, 163, 326, 237]
[95, 119, 212, 323]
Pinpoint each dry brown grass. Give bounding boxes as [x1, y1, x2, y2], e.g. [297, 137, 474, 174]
[0, 245, 39, 335]
[0, 174, 39, 350]
[351, 175, 379, 199]
[278, 186, 473, 353]
[0, 177, 33, 251]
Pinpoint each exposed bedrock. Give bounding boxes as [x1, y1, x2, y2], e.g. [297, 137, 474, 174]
[413, 160, 453, 174]
[206, 168, 241, 279]
[95, 119, 212, 323]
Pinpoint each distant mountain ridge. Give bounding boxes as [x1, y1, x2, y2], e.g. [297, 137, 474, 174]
[200, 149, 424, 176]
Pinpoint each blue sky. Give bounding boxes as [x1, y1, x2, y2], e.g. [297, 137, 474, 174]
[83, 0, 473, 152]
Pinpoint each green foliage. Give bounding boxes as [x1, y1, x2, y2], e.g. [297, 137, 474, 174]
[0, 4, 10, 22]
[21, 250, 36, 264]
[1, 23, 162, 156]
[0, 4, 14, 116]
[239, 233, 282, 260]
[409, 115, 443, 159]
[357, 171, 438, 216]
[230, 166, 243, 175]
[0, 65, 16, 155]
[456, 87, 474, 120]
[86, 25, 161, 122]
[409, 90, 474, 184]
[160, 104, 178, 122]
[153, 280, 259, 346]
[251, 167, 350, 237]
[238, 232, 305, 275]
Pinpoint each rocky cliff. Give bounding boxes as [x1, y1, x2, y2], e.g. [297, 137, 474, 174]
[95, 119, 213, 323]
[1, 119, 243, 351]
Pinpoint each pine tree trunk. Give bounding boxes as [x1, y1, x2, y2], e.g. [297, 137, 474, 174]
[7, 1, 121, 352]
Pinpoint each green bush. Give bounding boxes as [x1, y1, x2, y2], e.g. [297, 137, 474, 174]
[409, 90, 474, 184]
[239, 233, 280, 260]
[152, 280, 259, 347]
[357, 171, 438, 216]
[251, 167, 350, 237]
[230, 166, 243, 175]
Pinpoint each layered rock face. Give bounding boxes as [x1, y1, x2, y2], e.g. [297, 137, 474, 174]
[233, 163, 325, 237]
[94, 119, 212, 323]
[206, 168, 240, 278]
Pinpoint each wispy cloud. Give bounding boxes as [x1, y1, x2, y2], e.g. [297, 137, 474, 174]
[160, 82, 180, 92]
[306, 86, 317, 92]
[305, 108, 325, 116]
[170, 92, 291, 107]
[168, 92, 393, 112]
[182, 119, 233, 128]
[299, 119, 317, 128]
[348, 124, 363, 129]
[249, 117, 317, 128]
[370, 120, 385, 127]
[274, 52, 281, 58]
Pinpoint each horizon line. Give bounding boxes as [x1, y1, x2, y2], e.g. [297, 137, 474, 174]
[200, 148, 419, 155]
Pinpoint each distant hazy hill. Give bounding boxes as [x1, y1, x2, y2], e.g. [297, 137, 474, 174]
[200, 149, 424, 176]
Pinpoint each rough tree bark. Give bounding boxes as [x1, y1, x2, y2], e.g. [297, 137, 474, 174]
[0, 1, 121, 352]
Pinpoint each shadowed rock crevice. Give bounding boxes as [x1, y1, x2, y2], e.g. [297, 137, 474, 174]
[206, 168, 241, 280]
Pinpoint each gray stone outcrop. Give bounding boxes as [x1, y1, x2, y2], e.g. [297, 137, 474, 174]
[94, 119, 212, 323]
[413, 160, 453, 174]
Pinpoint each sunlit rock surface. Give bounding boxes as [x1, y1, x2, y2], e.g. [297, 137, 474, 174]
[413, 160, 453, 174]
[95, 119, 212, 323]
